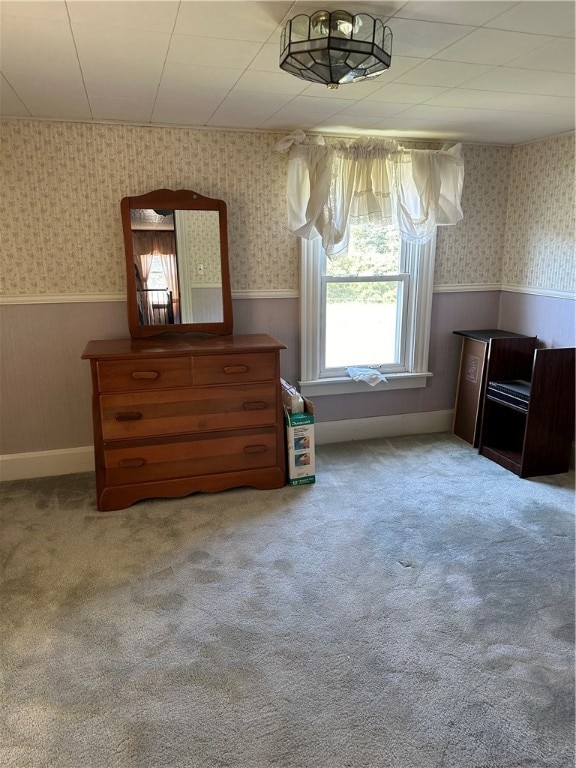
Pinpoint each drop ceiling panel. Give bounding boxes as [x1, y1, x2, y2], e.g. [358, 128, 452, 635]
[464, 68, 575, 98]
[391, 1, 517, 26]
[483, 1, 575, 36]
[173, 1, 290, 41]
[394, 60, 494, 87]
[435, 28, 555, 65]
[386, 18, 475, 58]
[507, 38, 575, 73]
[167, 35, 262, 69]
[0, 15, 90, 117]
[0, 0, 574, 145]
[67, 1, 179, 33]
[72, 23, 171, 100]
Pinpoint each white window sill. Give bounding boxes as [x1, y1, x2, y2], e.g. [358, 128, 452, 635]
[300, 372, 432, 397]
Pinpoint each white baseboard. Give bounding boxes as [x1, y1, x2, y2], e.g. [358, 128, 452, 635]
[0, 446, 95, 482]
[315, 410, 454, 445]
[1, 411, 453, 481]
[1, 413, 572, 481]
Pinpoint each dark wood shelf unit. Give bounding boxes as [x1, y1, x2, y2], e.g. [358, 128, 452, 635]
[452, 330, 535, 447]
[478, 340, 575, 478]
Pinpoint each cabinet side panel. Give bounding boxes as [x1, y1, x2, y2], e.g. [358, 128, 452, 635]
[522, 347, 575, 477]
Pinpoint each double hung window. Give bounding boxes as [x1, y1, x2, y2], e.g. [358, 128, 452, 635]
[300, 223, 436, 396]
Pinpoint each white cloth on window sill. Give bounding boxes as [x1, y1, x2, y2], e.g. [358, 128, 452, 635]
[347, 367, 388, 386]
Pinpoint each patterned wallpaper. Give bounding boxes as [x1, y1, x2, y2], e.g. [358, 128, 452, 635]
[435, 144, 512, 287]
[181, 210, 221, 285]
[0, 120, 297, 295]
[503, 133, 575, 294]
[0, 119, 573, 296]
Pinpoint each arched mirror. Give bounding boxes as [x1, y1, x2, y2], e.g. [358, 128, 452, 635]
[121, 189, 233, 338]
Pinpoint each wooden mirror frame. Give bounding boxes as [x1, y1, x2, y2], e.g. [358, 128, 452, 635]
[121, 189, 233, 338]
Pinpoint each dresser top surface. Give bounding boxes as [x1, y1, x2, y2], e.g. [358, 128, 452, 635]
[82, 333, 286, 360]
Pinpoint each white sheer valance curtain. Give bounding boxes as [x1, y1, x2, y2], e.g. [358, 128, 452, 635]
[277, 130, 465, 253]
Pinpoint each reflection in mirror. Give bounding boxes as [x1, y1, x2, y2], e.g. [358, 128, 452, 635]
[121, 189, 233, 338]
[130, 209, 223, 326]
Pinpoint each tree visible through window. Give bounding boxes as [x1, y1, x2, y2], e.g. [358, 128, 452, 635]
[322, 222, 405, 375]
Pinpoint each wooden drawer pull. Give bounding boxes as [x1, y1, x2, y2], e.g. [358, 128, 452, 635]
[118, 458, 146, 468]
[114, 412, 143, 421]
[223, 365, 249, 374]
[243, 444, 268, 454]
[242, 401, 267, 411]
[132, 371, 159, 380]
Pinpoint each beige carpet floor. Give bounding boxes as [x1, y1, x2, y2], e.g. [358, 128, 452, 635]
[1, 433, 574, 768]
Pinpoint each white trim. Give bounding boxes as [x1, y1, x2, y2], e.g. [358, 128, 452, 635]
[0, 293, 125, 305]
[434, 284, 501, 293]
[315, 409, 454, 444]
[500, 284, 576, 300]
[232, 289, 299, 299]
[301, 372, 431, 397]
[0, 289, 299, 305]
[1, 285, 573, 306]
[0, 446, 94, 482]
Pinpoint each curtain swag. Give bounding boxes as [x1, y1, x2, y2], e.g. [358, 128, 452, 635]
[276, 130, 464, 252]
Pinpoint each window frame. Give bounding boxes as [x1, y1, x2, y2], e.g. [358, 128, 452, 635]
[299, 232, 436, 397]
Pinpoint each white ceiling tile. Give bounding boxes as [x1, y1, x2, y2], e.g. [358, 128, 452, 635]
[384, 56, 426, 81]
[207, 91, 294, 128]
[0, 16, 90, 117]
[174, 1, 290, 42]
[387, 18, 475, 58]
[89, 96, 155, 122]
[394, 60, 494, 87]
[427, 88, 575, 115]
[152, 89, 230, 125]
[366, 82, 450, 104]
[286, 95, 357, 115]
[300, 78, 397, 100]
[236, 69, 308, 95]
[365, 117, 466, 141]
[158, 62, 244, 99]
[483, 1, 575, 37]
[337, 101, 413, 118]
[0, 0, 572, 144]
[393, 1, 517, 26]
[464, 67, 575, 98]
[246, 43, 279, 73]
[434, 28, 556, 65]
[313, 115, 382, 131]
[67, 1, 179, 33]
[506, 38, 576, 74]
[1, 1, 68, 22]
[167, 35, 262, 69]
[72, 23, 170, 100]
[0, 75, 30, 116]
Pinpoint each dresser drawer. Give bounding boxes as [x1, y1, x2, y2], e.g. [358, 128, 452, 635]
[100, 383, 277, 439]
[104, 429, 277, 486]
[193, 352, 276, 386]
[97, 357, 191, 393]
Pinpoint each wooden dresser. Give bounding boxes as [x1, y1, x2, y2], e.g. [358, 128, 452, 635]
[82, 334, 286, 511]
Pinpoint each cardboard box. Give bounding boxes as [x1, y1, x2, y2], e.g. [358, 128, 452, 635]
[285, 397, 315, 486]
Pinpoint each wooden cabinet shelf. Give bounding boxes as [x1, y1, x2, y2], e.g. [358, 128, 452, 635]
[478, 339, 575, 478]
[452, 330, 534, 447]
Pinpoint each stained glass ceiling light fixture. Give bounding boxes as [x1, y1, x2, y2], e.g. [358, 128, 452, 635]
[279, 10, 392, 89]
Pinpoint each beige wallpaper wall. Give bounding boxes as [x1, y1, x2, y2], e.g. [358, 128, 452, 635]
[503, 133, 575, 294]
[434, 144, 512, 287]
[0, 120, 297, 295]
[0, 119, 572, 296]
[182, 211, 221, 284]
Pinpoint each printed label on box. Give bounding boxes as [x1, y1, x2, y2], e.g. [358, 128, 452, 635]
[285, 400, 315, 486]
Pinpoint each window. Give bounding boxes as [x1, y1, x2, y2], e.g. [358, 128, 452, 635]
[300, 223, 436, 396]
